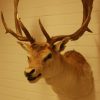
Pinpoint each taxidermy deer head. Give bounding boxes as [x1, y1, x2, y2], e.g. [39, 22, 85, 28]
[1, 0, 94, 99]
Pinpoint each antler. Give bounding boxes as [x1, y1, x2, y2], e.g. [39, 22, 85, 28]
[1, 0, 35, 44]
[1, 0, 93, 45]
[39, 0, 93, 45]
[39, 19, 51, 44]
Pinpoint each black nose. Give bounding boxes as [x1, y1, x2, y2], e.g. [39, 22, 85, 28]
[24, 69, 35, 77]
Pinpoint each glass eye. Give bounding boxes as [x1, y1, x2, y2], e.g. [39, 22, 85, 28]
[43, 53, 52, 62]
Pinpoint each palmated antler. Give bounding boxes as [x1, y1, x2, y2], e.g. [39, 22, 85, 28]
[39, 0, 93, 45]
[1, 0, 35, 44]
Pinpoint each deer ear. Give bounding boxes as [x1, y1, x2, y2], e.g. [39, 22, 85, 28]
[17, 41, 31, 52]
[53, 42, 65, 52]
[53, 38, 69, 52]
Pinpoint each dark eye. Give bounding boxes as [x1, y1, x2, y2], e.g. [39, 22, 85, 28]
[43, 53, 52, 62]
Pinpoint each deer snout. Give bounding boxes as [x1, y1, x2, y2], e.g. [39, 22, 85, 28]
[24, 69, 35, 77]
[24, 69, 42, 82]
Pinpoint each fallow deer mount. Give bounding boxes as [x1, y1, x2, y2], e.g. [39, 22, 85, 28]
[1, 0, 94, 100]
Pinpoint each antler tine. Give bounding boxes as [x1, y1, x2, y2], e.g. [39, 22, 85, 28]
[14, 0, 35, 44]
[67, 0, 93, 40]
[1, 11, 28, 41]
[18, 19, 35, 44]
[82, 0, 93, 33]
[1, 0, 35, 44]
[49, 0, 93, 44]
[14, 0, 22, 35]
[39, 19, 51, 44]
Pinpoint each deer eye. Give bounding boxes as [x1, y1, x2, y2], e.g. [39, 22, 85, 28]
[43, 53, 52, 62]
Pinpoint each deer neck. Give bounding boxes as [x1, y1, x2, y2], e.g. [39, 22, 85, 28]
[42, 52, 94, 100]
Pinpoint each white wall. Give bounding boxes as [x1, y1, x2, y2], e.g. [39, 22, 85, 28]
[0, 0, 100, 100]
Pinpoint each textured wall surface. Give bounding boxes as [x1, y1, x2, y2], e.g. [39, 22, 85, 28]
[0, 0, 100, 100]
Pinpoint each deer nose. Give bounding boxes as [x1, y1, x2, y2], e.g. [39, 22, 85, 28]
[24, 69, 35, 77]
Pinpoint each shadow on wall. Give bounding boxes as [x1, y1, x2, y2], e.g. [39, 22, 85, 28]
[97, 14, 100, 61]
[31, 18, 46, 42]
[96, 1, 100, 66]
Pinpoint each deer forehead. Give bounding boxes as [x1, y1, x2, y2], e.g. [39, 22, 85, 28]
[30, 43, 51, 59]
[28, 45, 51, 69]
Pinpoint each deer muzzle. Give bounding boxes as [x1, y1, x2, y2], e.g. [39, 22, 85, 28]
[24, 69, 41, 82]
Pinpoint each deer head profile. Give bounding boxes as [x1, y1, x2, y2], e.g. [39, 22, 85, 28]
[1, 0, 94, 99]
